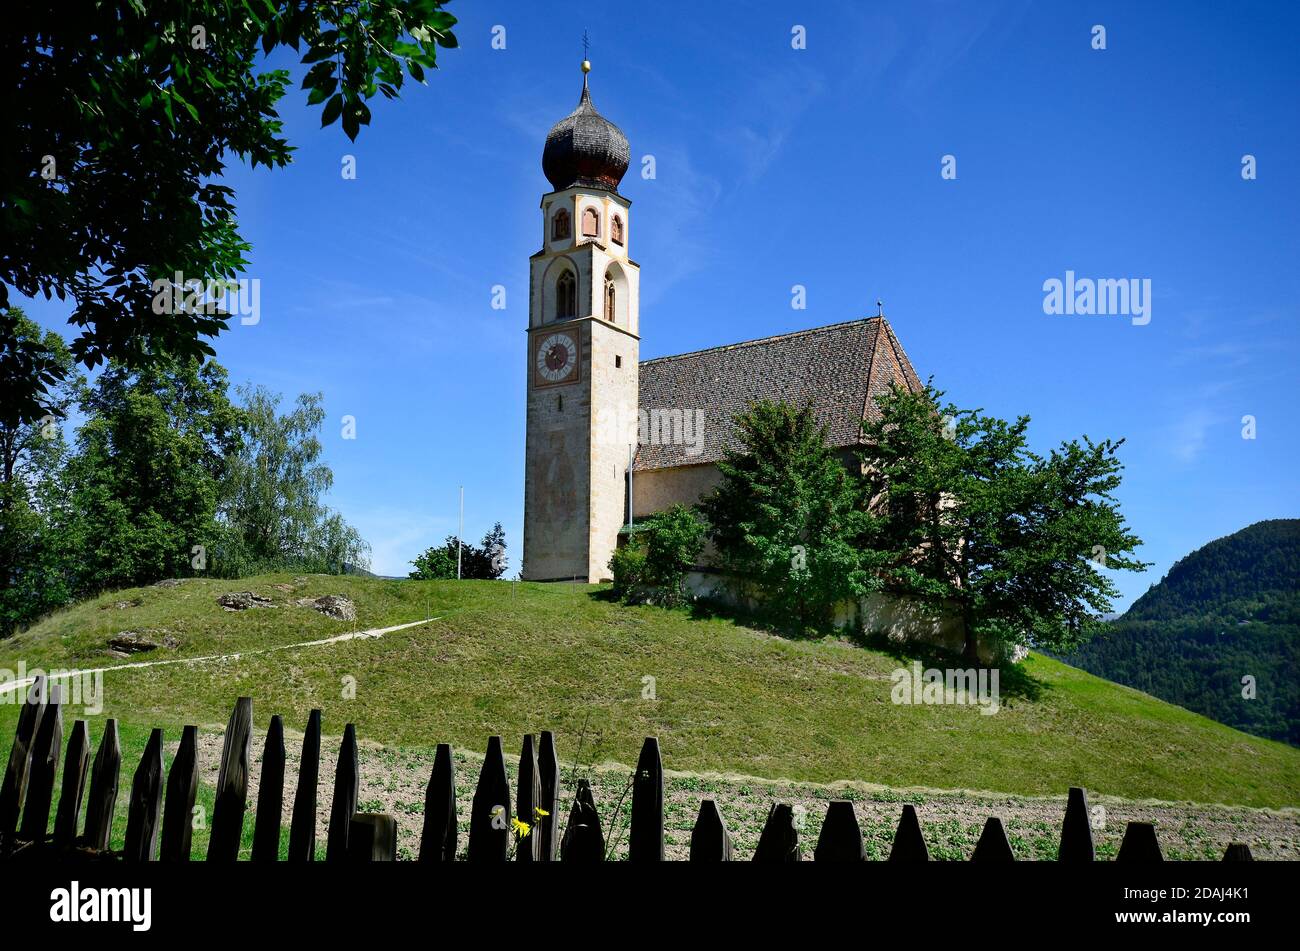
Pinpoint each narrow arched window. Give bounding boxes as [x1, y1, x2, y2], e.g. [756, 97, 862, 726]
[611, 214, 624, 246]
[556, 270, 576, 319]
[581, 207, 599, 238]
[552, 208, 570, 240]
[604, 277, 616, 322]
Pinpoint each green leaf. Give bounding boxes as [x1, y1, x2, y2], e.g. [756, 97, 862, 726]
[302, 42, 337, 64]
[341, 105, 360, 141]
[320, 93, 343, 127]
[306, 80, 336, 105]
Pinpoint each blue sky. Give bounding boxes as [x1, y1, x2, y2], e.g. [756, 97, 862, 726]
[21, 0, 1299, 609]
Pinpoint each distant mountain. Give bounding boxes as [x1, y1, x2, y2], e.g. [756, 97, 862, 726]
[1067, 519, 1300, 745]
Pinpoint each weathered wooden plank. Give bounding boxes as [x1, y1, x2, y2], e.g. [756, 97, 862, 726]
[348, 813, 397, 862]
[18, 683, 63, 846]
[1222, 843, 1253, 861]
[689, 799, 733, 861]
[560, 778, 604, 862]
[287, 708, 322, 862]
[0, 675, 48, 852]
[628, 736, 663, 862]
[1058, 786, 1095, 861]
[52, 719, 91, 851]
[468, 735, 510, 862]
[207, 697, 253, 861]
[251, 715, 286, 862]
[159, 725, 199, 862]
[516, 734, 542, 862]
[325, 723, 359, 862]
[538, 730, 559, 862]
[971, 816, 1016, 862]
[888, 804, 929, 861]
[1116, 821, 1164, 862]
[82, 718, 121, 852]
[814, 800, 864, 861]
[753, 803, 801, 862]
[123, 728, 164, 862]
[419, 742, 457, 862]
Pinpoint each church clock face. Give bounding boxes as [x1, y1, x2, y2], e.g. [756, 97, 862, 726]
[536, 331, 578, 384]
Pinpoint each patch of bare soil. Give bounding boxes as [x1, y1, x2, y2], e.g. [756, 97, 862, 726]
[190, 727, 1300, 861]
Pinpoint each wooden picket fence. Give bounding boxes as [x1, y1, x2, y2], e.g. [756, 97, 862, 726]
[0, 678, 1256, 862]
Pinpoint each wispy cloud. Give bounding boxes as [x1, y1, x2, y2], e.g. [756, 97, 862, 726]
[347, 506, 456, 577]
[638, 145, 723, 305]
[714, 61, 826, 186]
[1168, 405, 1218, 464]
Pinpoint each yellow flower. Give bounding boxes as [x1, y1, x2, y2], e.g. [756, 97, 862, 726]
[512, 817, 532, 838]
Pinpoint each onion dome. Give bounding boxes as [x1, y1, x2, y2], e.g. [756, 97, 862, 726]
[542, 63, 629, 192]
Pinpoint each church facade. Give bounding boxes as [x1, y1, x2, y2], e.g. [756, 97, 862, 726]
[522, 65, 923, 588]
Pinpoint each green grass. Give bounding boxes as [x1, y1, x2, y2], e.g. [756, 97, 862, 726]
[2, 574, 1298, 814]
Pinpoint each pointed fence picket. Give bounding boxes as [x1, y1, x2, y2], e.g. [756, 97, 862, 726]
[0, 692, 1257, 863]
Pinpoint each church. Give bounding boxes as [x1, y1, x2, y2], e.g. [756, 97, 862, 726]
[522, 63, 923, 585]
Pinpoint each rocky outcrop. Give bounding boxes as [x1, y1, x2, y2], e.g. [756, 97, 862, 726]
[217, 591, 275, 611]
[297, 595, 356, 621]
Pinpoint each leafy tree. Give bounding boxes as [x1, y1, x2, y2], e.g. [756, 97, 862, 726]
[700, 401, 878, 631]
[860, 382, 1147, 660]
[410, 523, 508, 580]
[215, 385, 369, 575]
[0, 309, 78, 634]
[409, 542, 457, 581]
[62, 356, 242, 592]
[609, 504, 707, 605]
[1, 1, 458, 424]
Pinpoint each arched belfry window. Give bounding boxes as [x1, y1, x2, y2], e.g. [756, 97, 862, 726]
[604, 276, 616, 322]
[556, 269, 576, 319]
[552, 208, 570, 240]
[611, 214, 624, 246]
[581, 207, 599, 238]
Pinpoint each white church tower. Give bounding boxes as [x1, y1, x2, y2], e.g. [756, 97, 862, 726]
[522, 60, 641, 582]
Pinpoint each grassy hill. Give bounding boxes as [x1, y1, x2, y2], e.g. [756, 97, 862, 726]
[1067, 519, 1300, 745]
[3, 574, 1298, 819]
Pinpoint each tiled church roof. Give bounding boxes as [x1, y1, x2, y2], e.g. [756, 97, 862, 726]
[636, 317, 922, 471]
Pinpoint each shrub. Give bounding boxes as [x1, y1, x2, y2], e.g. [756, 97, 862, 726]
[609, 539, 647, 600]
[609, 505, 707, 606]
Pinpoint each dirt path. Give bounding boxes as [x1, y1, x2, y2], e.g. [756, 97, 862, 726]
[0, 616, 442, 698]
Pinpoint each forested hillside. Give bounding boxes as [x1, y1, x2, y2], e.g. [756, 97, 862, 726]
[1068, 520, 1300, 745]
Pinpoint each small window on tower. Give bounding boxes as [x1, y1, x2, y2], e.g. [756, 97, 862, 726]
[556, 269, 576, 319]
[611, 214, 624, 245]
[552, 208, 570, 240]
[581, 207, 599, 238]
[604, 278, 616, 322]
[616, 355, 622, 368]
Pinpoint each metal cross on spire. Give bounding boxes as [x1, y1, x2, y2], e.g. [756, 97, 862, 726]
[583, 30, 590, 60]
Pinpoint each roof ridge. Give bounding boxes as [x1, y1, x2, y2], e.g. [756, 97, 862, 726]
[877, 317, 922, 394]
[639, 317, 881, 365]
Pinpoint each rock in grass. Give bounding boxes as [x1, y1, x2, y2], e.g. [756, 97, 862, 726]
[217, 591, 275, 611]
[305, 595, 356, 621]
[107, 631, 179, 654]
